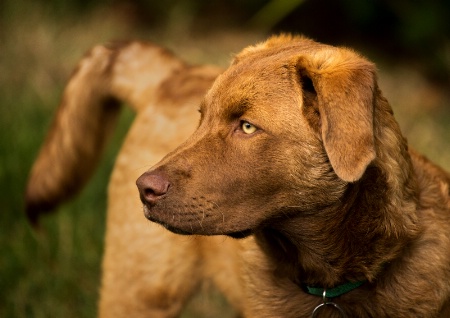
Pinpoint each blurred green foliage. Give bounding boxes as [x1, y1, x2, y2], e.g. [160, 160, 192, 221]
[3, 0, 447, 82]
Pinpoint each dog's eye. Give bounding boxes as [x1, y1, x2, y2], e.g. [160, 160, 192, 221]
[241, 121, 257, 134]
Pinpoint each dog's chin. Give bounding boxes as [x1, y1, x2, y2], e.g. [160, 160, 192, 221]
[160, 222, 194, 236]
[144, 212, 193, 235]
[143, 206, 253, 238]
[226, 229, 253, 239]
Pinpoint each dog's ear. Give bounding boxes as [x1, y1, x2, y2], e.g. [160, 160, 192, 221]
[296, 50, 376, 182]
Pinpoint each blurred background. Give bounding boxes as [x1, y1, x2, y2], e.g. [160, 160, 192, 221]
[1, 0, 449, 317]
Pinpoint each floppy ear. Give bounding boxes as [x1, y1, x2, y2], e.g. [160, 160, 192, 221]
[296, 49, 376, 182]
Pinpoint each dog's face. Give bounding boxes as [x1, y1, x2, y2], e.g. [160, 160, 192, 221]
[137, 36, 378, 238]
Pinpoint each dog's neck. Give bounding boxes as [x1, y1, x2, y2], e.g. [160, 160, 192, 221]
[255, 94, 421, 289]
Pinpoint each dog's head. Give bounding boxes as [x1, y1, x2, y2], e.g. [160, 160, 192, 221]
[137, 35, 377, 238]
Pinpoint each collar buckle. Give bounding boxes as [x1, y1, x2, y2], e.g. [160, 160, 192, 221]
[307, 281, 366, 317]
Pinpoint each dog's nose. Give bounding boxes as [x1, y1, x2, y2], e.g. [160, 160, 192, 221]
[136, 172, 170, 206]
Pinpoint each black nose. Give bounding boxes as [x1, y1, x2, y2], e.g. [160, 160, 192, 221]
[136, 171, 170, 206]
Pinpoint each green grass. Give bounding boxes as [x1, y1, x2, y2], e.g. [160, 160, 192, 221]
[0, 88, 134, 317]
[1, 1, 449, 318]
[0, 3, 133, 316]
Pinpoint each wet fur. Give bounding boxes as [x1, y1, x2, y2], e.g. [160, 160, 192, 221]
[26, 35, 450, 317]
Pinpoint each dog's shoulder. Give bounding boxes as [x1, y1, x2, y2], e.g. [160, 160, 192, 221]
[409, 148, 450, 218]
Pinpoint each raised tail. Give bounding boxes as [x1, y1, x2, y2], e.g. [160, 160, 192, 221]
[25, 41, 188, 224]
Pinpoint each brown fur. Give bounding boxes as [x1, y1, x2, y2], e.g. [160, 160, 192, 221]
[26, 35, 450, 317]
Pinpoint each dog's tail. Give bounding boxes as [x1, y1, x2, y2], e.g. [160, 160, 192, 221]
[25, 41, 188, 224]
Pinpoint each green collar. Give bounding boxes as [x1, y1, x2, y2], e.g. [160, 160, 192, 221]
[305, 280, 366, 298]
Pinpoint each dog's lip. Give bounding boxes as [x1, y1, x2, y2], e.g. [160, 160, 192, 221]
[226, 229, 253, 239]
[143, 205, 254, 238]
[143, 208, 194, 235]
[143, 204, 201, 235]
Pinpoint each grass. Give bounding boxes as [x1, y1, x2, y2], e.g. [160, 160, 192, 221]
[0, 2, 135, 316]
[1, 1, 449, 317]
[0, 76, 134, 317]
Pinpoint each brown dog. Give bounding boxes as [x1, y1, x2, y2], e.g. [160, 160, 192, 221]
[26, 35, 450, 317]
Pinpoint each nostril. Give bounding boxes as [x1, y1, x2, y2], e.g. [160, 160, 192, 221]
[136, 172, 170, 205]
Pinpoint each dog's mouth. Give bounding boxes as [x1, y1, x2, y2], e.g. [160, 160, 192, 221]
[143, 205, 253, 238]
[227, 229, 253, 239]
[151, 216, 194, 235]
[143, 210, 193, 235]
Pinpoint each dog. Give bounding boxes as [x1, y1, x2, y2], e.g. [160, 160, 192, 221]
[26, 35, 450, 317]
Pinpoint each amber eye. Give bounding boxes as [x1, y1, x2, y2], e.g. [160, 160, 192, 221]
[241, 121, 257, 134]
